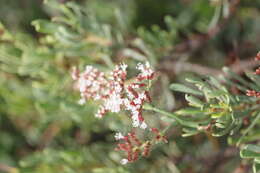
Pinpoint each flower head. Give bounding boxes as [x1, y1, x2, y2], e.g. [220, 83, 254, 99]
[115, 129, 167, 164]
[115, 132, 125, 140]
[72, 62, 155, 129]
[136, 62, 155, 81]
[72, 62, 161, 164]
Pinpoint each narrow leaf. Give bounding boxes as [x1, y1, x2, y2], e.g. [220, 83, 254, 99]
[170, 83, 202, 96]
[240, 144, 260, 159]
[185, 95, 204, 108]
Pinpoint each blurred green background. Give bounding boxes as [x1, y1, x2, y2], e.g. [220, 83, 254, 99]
[0, 0, 260, 172]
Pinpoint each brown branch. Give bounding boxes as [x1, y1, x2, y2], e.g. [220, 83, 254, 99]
[38, 122, 61, 150]
[159, 58, 258, 76]
[231, 164, 251, 173]
[172, 0, 240, 55]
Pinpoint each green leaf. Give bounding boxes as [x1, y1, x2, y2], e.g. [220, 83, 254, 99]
[245, 71, 260, 90]
[185, 95, 204, 108]
[185, 75, 204, 84]
[207, 90, 228, 98]
[255, 158, 260, 164]
[209, 76, 226, 91]
[238, 112, 260, 145]
[223, 67, 258, 91]
[143, 104, 199, 128]
[175, 107, 204, 115]
[170, 83, 203, 96]
[240, 144, 260, 159]
[253, 162, 260, 173]
[212, 124, 234, 137]
[32, 19, 59, 34]
[182, 127, 199, 137]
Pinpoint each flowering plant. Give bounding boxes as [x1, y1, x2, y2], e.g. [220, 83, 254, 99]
[71, 52, 260, 169]
[72, 62, 169, 164]
[72, 62, 154, 128]
[1, 0, 260, 172]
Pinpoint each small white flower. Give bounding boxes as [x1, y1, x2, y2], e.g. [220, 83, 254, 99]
[140, 121, 147, 129]
[114, 84, 123, 93]
[131, 84, 140, 89]
[94, 95, 101, 100]
[71, 67, 79, 80]
[78, 98, 86, 105]
[132, 119, 139, 127]
[85, 65, 93, 72]
[131, 109, 139, 119]
[114, 132, 124, 140]
[120, 158, 129, 165]
[95, 113, 103, 119]
[135, 104, 141, 109]
[104, 94, 122, 113]
[136, 62, 154, 79]
[133, 98, 142, 105]
[123, 99, 131, 109]
[120, 63, 128, 71]
[145, 61, 150, 67]
[139, 92, 146, 100]
[136, 63, 144, 71]
[127, 92, 134, 99]
[95, 107, 105, 118]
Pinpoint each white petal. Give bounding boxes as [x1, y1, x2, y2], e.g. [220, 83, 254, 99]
[120, 159, 128, 165]
[114, 132, 124, 140]
[140, 122, 147, 129]
[78, 98, 86, 105]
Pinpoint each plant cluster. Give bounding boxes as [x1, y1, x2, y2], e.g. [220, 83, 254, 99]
[0, 0, 260, 172]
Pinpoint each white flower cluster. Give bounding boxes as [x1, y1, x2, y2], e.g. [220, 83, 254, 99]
[72, 65, 110, 105]
[123, 88, 148, 129]
[136, 62, 155, 81]
[114, 132, 124, 140]
[72, 62, 155, 129]
[95, 64, 127, 118]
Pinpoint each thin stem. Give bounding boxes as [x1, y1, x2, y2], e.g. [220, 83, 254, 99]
[237, 111, 260, 146]
[162, 122, 177, 135]
[143, 104, 199, 128]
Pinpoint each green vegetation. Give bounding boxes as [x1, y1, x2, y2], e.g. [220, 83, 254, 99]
[0, 0, 260, 172]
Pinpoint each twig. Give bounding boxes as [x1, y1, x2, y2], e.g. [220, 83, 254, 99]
[237, 111, 260, 146]
[159, 58, 258, 76]
[169, 0, 240, 55]
[143, 104, 198, 128]
[38, 122, 60, 150]
[159, 0, 243, 76]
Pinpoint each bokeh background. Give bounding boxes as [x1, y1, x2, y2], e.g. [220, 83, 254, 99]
[0, 0, 260, 172]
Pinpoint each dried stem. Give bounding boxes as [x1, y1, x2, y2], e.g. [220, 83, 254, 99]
[159, 58, 258, 76]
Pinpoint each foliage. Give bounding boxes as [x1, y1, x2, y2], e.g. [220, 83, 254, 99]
[0, 0, 260, 172]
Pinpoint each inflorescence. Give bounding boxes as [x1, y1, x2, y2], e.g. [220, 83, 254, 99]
[72, 62, 154, 129]
[114, 128, 167, 164]
[72, 62, 167, 164]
